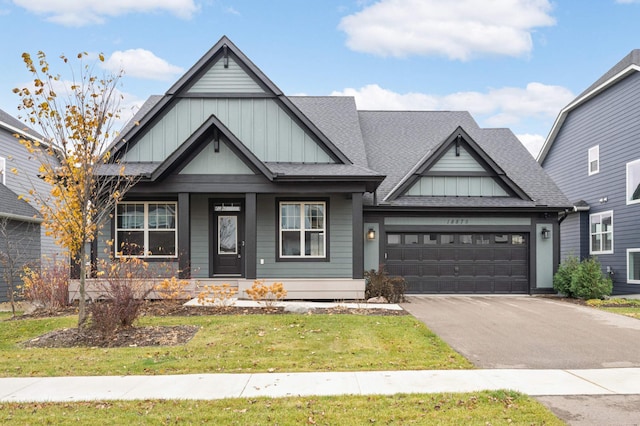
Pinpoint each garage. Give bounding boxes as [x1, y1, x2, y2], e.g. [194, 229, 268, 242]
[385, 232, 529, 294]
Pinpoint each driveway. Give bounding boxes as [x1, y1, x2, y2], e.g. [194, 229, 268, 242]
[401, 296, 640, 369]
[401, 296, 640, 424]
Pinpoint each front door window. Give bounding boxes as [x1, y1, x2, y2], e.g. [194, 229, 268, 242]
[218, 216, 237, 254]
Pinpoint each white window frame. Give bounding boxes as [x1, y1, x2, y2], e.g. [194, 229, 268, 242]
[588, 145, 599, 175]
[626, 159, 640, 205]
[589, 210, 613, 255]
[278, 201, 326, 259]
[0, 156, 5, 185]
[115, 201, 178, 258]
[627, 248, 640, 284]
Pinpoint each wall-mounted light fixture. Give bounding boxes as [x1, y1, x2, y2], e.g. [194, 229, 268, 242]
[541, 227, 550, 239]
[367, 228, 376, 240]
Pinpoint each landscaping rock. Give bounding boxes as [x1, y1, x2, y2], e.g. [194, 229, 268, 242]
[284, 304, 315, 314]
[367, 296, 388, 304]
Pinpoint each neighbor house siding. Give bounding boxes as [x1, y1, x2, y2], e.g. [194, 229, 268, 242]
[256, 194, 352, 278]
[0, 128, 58, 261]
[543, 72, 640, 294]
[0, 219, 40, 302]
[123, 98, 333, 163]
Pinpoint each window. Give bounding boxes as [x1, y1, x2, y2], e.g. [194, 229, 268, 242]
[0, 156, 5, 185]
[115, 202, 177, 258]
[588, 145, 599, 175]
[387, 234, 401, 245]
[279, 201, 326, 259]
[590, 211, 613, 254]
[627, 249, 640, 284]
[627, 159, 640, 204]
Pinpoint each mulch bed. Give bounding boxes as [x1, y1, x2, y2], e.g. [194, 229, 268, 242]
[14, 299, 408, 349]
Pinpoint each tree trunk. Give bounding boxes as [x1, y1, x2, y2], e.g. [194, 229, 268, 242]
[77, 243, 87, 327]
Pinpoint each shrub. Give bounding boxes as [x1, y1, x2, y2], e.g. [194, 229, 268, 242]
[154, 276, 191, 300]
[570, 257, 613, 300]
[89, 257, 153, 337]
[245, 280, 287, 307]
[21, 257, 69, 313]
[553, 255, 580, 297]
[364, 266, 406, 303]
[197, 283, 237, 307]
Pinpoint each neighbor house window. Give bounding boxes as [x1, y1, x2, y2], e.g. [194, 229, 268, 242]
[627, 159, 640, 204]
[279, 201, 326, 259]
[590, 211, 613, 254]
[116, 202, 177, 258]
[588, 145, 599, 175]
[0, 156, 5, 185]
[627, 249, 640, 284]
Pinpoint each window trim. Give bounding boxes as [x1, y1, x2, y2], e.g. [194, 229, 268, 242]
[276, 199, 329, 262]
[588, 145, 599, 176]
[115, 201, 178, 259]
[626, 159, 640, 205]
[589, 210, 613, 255]
[627, 248, 640, 284]
[0, 156, 5, 185]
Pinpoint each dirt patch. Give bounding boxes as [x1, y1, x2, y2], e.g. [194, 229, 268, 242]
[14, 300, 407, 349]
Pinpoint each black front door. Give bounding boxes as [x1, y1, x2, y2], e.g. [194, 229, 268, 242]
[211, 201, 244, 276]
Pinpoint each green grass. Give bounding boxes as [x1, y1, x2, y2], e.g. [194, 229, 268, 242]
[0, 314, 472, 377]
[0, 391, 562, 425]
[586, 298, 640, 319]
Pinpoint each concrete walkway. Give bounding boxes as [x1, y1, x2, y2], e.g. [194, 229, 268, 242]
[3, 368, 640, 402]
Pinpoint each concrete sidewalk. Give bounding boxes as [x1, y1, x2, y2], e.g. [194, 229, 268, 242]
[2, 368, 640, 402]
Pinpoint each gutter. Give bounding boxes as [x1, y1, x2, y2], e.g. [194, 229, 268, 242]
[0, 212, 43, 224]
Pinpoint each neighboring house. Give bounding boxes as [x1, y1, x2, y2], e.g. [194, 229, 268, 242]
[0, 109, 54, 301]
[539, 50, 640, 295]
[97, 36, 569, 298]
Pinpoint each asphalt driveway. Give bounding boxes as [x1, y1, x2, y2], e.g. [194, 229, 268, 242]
[401, 295, 640, 369]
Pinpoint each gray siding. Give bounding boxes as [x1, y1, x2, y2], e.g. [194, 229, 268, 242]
[406, 176, 508, 196]
[190, 194, 210, 278]
[188, 56, 265, 93]
[123, 98, 333, 163]
[430, 145, 485, 172]
[180, 141, 254, 175]
[559, 213, 582, 260]
[256, 194, 353, 278]
[0, 128, 60, 261]
[543, 71, 640, 294]
[0, 219, 40, 302]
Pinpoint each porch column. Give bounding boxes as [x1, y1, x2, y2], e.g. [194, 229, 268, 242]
[352, 192, 364, 279]
[178, 193, 190, 279]
[245, 193, 257, 279]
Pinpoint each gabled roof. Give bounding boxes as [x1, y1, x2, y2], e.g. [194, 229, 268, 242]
[383, 126, 530, 202]
[359, 111, 570, 209]
[0, 183, 41, 222]
[538, 49, 640, 163]
[0, 108, 44, 142]
[111, 36, 351, 165]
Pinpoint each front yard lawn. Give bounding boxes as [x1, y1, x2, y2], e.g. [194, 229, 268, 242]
[0, 313, 472, 377]
[586, 298, 640, 319]
[1, 391, 562, 425]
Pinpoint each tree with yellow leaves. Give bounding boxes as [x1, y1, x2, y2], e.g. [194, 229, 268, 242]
[13, 51, 138, 326]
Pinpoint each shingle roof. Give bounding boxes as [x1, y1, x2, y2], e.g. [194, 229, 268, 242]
[0, 108, 44, 140]
[577, 49, 640, 99]
[357, 111, 569, 209]
[0, 184, 40, 219]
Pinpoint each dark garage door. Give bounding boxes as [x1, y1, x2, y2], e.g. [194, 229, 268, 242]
[385, 232, 529, 294]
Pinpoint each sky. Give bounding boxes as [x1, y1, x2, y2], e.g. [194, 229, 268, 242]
[1, 0, 640, 157]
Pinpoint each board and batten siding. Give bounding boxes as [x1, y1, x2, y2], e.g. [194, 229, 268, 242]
[542, 71, 640, 294]
[0, 128, 59, 261]
[123, 98, 333, 164]
[256, 194, 353, 278]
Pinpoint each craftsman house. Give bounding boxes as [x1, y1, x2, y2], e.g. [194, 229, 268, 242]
[539, 49, 640, 294]
[99, 36, 569, 298]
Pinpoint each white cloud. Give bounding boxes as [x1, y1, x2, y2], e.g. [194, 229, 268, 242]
[339, 0, 555, 59]
[331, 82, 573, 154]
[12, 0, 199, 26]
[103, 49, 184, 81]
[516, 133, 546, 157]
